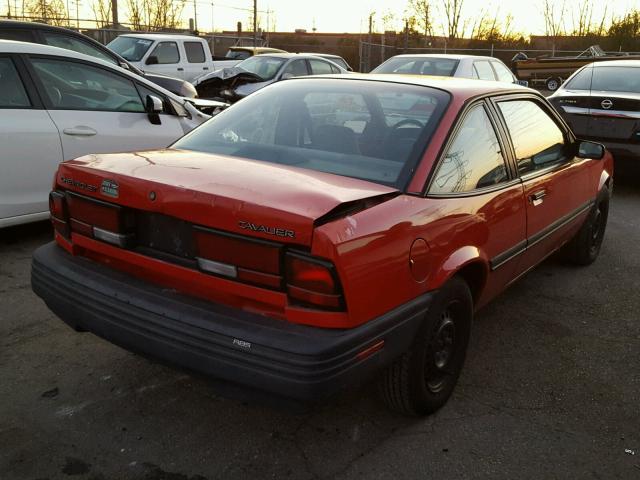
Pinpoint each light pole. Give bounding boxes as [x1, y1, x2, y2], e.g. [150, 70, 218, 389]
[193, 0, 198, 33]
[253, 0, 257, 47]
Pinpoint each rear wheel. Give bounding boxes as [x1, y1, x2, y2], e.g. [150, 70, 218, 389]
[379, 276, 473, 416]
[565, 187, 610, 265]
[546, 77, 561, 91]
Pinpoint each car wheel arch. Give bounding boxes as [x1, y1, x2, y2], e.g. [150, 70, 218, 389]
[435, 246, 489, 305]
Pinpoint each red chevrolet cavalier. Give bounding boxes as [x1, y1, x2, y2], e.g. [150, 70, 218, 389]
[32, 75, 613, 415]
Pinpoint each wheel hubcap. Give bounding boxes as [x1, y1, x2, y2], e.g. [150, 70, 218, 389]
[425, 307, 457, 393]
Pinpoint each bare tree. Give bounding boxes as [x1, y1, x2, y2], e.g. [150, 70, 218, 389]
[91, 0, 112, 28]
[26, 0, 68, 25]
[542, 0, 566, 37]
[442, 0, 465, 39]
[407, 0, 433, 44]
[126, 0, 185, 30]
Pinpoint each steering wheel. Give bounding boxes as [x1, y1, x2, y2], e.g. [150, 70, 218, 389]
[390, 118, 424, 130]
[117, 100, 146, 112]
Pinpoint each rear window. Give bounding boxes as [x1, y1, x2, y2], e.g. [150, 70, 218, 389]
[591, 66, 640, 93]
[185, 41, 206, 63]
[173, 79, 450, 189]
[372, 57, 459, 76]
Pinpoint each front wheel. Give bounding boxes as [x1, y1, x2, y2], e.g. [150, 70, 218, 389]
[379, 276, 473, 416]
[565, 187, 610, 265]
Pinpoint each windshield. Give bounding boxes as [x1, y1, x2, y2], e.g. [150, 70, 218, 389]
[108, 36, 153, 62]
[173, 79, 450, 188]
[372, 57, 459, 76]
[226, 50, 251, 60]
[236, 56, 286, 80]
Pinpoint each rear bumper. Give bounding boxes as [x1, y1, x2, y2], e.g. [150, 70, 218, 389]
[31, 242, 431, 402]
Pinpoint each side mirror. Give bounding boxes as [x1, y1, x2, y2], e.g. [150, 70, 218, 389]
[577, 140, 605, 160]
[281, 72, 294, 80]
[146, 95, 163, 125]
[146, 55, 159, 65]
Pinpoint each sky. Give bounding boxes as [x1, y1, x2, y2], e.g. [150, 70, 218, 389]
[3, 0, 639, 35]
[189, 0, 638, 35]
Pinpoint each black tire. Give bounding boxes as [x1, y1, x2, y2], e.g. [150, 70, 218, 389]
[379, 276, 473, 416]
[546, 77, 561, 91]
[565, 187, 610, 266]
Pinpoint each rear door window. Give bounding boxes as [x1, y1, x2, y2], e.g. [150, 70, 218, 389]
[498, 99, 567, 174]
[0, 58, 31, 108]
[430, 104, 508, 194]
[185, 42, 206, 63]
[149, 42, 180, 64]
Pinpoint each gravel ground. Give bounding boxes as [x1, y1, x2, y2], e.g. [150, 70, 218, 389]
[1, 160, 638, 480]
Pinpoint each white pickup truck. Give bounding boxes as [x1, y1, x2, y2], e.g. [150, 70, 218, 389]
[107, 34, 240, 83]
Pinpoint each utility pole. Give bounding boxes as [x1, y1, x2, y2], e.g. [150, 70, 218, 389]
[253, 0, 257, 47]
[367, 12, 373, 72]
[404, 19, 409, 53]
[112, 0, 118, 27]
[193, 0, 198, 33]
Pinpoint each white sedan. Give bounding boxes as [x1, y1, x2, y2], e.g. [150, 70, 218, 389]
[371, 54, 527, 85]
[0, 40, 210, 228]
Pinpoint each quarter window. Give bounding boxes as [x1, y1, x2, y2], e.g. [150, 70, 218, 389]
[431, 104, 508, 194]
[0, 58, 31, 108]
[498, 100, 566, 174]
[473, 61, 495, 81]
[492, 61, 515, 83]
[185, 42, 206, 63]
[149, 42, 180, 64]
[31, 58, 145, 112]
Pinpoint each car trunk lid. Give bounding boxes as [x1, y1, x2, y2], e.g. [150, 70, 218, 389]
[56, 149, 398, 247]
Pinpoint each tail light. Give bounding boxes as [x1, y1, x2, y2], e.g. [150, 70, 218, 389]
[49, 191, 69, 238]
[65, 192, 134, 247]
[285, 252, 344, 310]
[194, 226, 283, 289]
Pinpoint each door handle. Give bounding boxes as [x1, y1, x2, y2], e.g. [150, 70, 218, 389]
[63, 126, 97, 137]
[177, 67, 184, 71]
[529, 190, 546, 206]
[203, 67, 209, 70]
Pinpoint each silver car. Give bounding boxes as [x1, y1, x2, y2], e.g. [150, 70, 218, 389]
[372, 54, 526, 85]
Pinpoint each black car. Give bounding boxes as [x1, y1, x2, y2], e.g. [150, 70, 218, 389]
[0, 20, 197, 98]
[549, 59, 640, 159]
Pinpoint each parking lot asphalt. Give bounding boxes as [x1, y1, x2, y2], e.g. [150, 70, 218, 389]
[1, 160, 639, 480]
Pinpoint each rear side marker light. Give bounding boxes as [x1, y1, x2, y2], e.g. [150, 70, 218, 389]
[196, 257, 238, 278]
[356, 340, 385, 361]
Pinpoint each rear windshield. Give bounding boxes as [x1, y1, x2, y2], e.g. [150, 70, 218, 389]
[173, 79, 450, 188]
[372, 57, 459, 76]
[226, 50, 251, 60]
[591, 66, 640, 93]
[108, 36, 153, 62]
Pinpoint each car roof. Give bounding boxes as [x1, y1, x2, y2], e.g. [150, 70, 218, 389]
[588, 59, 640, 68]
[119, 33, 202, 42]
[298, 52, 343, 59]
[0, 19, 69, 31]
[0, 39, 179, 97]
[384, 54, 501, 61]
[229, 46, 286, 53]
[289, 73, 529, 99]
